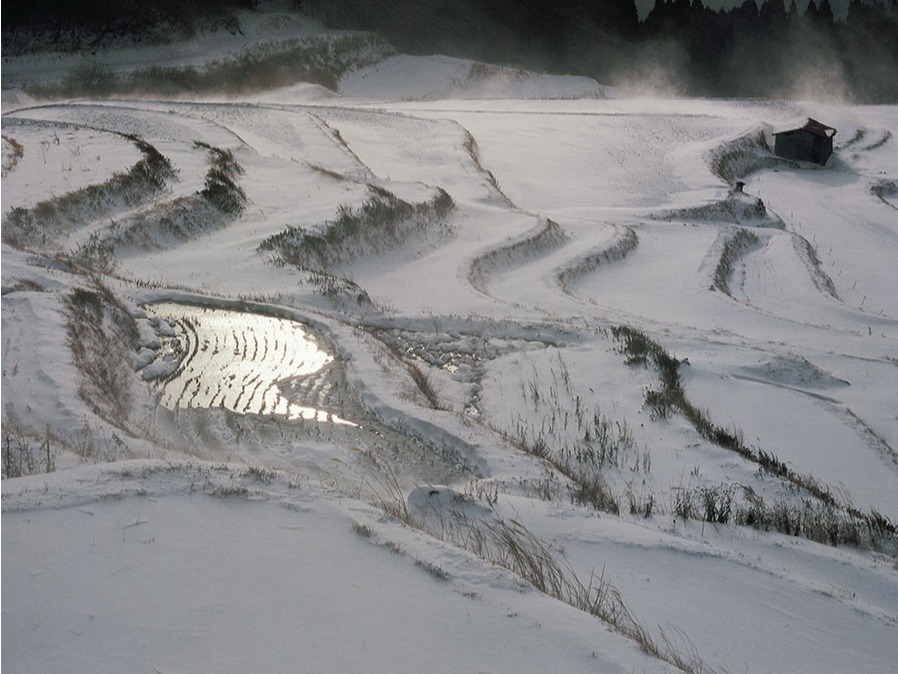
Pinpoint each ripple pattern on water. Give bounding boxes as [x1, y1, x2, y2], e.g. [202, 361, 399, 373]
[145, 303, 354, 425]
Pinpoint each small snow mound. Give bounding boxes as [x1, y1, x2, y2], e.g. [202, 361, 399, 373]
[707, 123, 780, 185]
[407, 485, 494, 522]
[871, 179, 898, 207]
[652, 191, 785, 229]
[742, 355, 850, 389]
[408, 485, 465, 513]
[1, 88, 37, 111]
[135, 318, 162, 349]
[153, 318, 177, 337]
[132, 347, 156, 370]
[253, 82, 341, 104]
[141, 356, 180, 381]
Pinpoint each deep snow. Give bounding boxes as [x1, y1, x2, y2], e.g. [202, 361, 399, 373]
[3, 9, 897, 674]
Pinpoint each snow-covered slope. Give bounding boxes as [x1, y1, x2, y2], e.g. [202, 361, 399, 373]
[3, 9, 897, 674]
[340, 54, 605, 101]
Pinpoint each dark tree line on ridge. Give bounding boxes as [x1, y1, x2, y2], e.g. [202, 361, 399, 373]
[637, 0, 898, 101]
[3, 0, 897, 102]
[306, 0, 898, 102]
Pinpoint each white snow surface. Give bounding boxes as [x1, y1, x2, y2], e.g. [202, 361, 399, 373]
[3, 9, 898, 674]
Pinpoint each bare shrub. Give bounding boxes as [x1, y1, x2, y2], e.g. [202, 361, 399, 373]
[672, 485, 698, 520]
[1, 206, 37, 248]
[407, 361, 442, 410]
[714, 227, 760, 296]
[407, 504, 715, 673]
[708, 125, 780, 186]
[96, 141, 246, 252]
[67, 418, 131, 463]
[27, 34, 394, 99]
[1, 134, 176, 251]
[612, 324, 897, 551]
[350, 449, 411, 523]
[699, 484, 735, 524]
[72, 232, 118, 274]
[501, 424, 620, 515]
[469, 218, 569, 293]
[2, 134, 25, 177]
[461, 128, 510, 203]
[128, 33, 391, 95]
[556, 226, 638, 293]
[626, 483, 655, 518]
[260, 186, 454, 273]
[568, 471, 619, 513]
[793, 233, 839, 299]
[64, 281, 140, 427]
[2, 423, 54, 478]
[870, 178, 898, 210]
[193, 141, 247, 215]
[64, 60, 118, 96]
[415, 559, 451, 580]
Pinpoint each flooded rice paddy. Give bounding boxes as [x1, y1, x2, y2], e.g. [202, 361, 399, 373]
[144, 303, 356, 425]
[140, 302, 472, 483]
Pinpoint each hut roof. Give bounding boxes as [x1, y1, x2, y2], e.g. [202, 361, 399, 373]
[774, 118, 837, 138]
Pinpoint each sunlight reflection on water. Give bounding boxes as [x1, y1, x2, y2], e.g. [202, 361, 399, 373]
[145, 303, 356, 426]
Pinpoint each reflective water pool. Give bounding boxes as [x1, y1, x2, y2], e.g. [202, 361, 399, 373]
[144, 303, 356, 425]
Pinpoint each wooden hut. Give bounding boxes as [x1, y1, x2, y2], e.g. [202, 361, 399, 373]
[773, 118, 837, 165]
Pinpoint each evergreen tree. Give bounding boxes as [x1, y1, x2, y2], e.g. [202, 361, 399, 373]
[840, 0, 898, 102]
[803, 0, 820, 24]
[846, 0, 875, 27]
[759, 0, 788, 29]
[643, 0, 672, 34]
[816, 0, 836, 24]
[576, 2, 640, 50]
[787, 0, 800, 22]
[729, 0, 760, 32]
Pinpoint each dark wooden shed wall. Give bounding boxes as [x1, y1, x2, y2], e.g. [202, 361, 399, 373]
[774, 129, 834, 165]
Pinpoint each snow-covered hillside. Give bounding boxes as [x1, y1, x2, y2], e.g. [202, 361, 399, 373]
[3, 8, 897, 673]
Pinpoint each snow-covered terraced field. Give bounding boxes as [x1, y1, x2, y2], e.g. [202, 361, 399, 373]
[3, 14, 897, 674]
